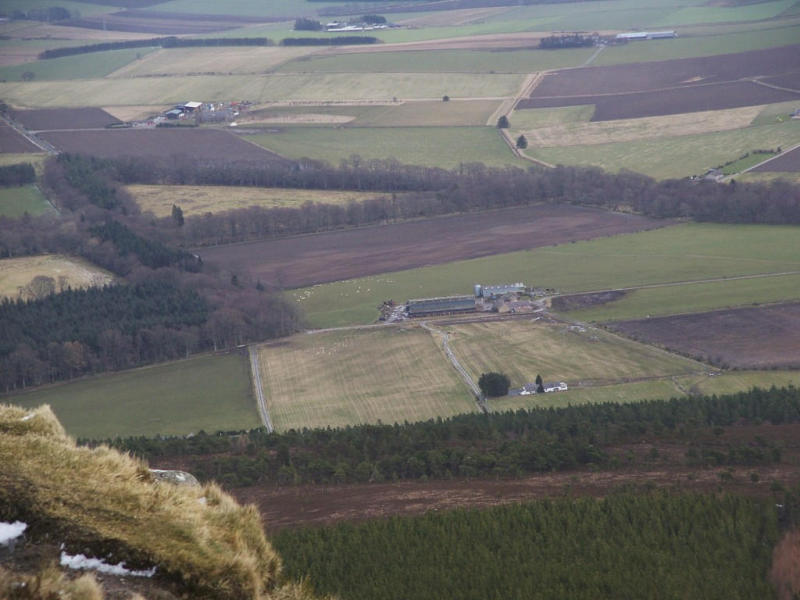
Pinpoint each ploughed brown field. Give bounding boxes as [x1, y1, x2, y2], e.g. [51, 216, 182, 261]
[39, 128, 289, 162]
[753, 145, 800, 172]
[519, 80, 799, 121]
[220, 422, 800, 530]
[518, 44, 800, 120]
[0, 123, 40, 153]
[9, 108, 121, 131]
[608, 302, 800, 369]
[196, 204, 664, 288]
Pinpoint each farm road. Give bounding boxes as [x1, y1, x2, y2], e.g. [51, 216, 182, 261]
[421, 321, 487, 413]
[249, 346, 273, 433]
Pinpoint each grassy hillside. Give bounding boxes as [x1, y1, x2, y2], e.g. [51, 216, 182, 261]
[0, 403, 321, 600]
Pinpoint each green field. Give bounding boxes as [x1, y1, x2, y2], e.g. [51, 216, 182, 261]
[447, 320, 701, 388]
[110, 46, 316, 77]
[142, 0, 335, 17]
[256, 327, 476, 431]
[657, 0, 796, 26]
[561, 273, 800, 323]
[0, 72, 523, 108]
[529, 121, 800, 179]
[294, 223, 800, 328]
[246, 126, 523, 168]
[0, 48, 154, 82]
[5, 353, 259, 439]
[0, 185, 53, 217]
[246, 100, 501, 127]
[279, 48, 594, 74]
[0, 0, 113, 15]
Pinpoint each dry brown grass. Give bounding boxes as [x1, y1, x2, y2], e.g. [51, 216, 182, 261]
[0, 566, 103, 600]
[0, 404, 322, 600]
[519, 106, 762, 147]
[0, 254, 114, 300]
[771, 529, 800, 600]
[128, 184, 393, 217]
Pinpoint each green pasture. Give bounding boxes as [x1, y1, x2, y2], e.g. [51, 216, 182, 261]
[529, 121, 800, 180]
[349, 100, 500, 127]
[562, 273, 800, 323]
[5, 353, 259, 439]
[247, 101, 501, 127]
[0, 185, 53, 218]
[294, 223, 800, 328]
[0, 48, 154, 82]
[279, 48, 594, 74]
[657, 0, 796, 26]
[488, 370, 800, 412]
[596, 25, 800, 66]
[0, 1, 112, 16]
[246, 126, 522, 169]
[0, 72, 522, 107]
[752, 101, 800, 126]
[721, 152, 777, 175]
[143, 0, 337, 17]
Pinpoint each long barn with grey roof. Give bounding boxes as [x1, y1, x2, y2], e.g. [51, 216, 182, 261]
[406, 296, 476, 318]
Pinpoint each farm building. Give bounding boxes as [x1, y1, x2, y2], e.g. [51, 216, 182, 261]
[182, 101, 203, 112]
[615, 31, 676, 41]
[165, 109, 184, 120]
[475, 282, 525, 298]
[543, 382, 568, 393]
[406, 295, 476, 317]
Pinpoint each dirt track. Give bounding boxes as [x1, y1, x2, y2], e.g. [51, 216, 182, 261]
[753, 145, 800, 173]
[196, 204, 664, 288]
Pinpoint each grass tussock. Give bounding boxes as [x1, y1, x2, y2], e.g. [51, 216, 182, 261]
[0, 565, 103, 600]
[0, 404, 321, 600]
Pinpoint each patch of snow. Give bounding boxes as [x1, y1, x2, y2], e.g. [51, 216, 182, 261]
[60, 552, 156, 578]
[0, 521, 27, 545]
[20, 413, 34, 421]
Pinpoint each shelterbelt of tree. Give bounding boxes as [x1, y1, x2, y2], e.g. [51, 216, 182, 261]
[0, 157, 302, 393]
[110, 386, 800, 487]
[101, 155, 800, 247]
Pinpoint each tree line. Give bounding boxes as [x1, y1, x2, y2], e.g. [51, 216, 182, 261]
[273, 493, 778, 600]
[108, 385, 800, 487]
[539, 33, 596, 49]
[38, 37, 273, 59]
[281, 36, 380, 46]
[0, 156, 302, 391]
[0, 163, 36, 187]
[98, 156, 800, 247]
[0, 281, 206, 390]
